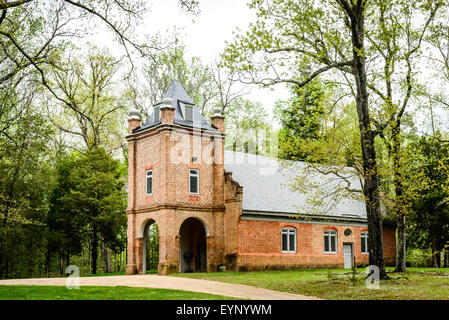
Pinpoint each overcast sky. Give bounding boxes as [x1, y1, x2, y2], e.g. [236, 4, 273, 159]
[137, 0, 290, 118]
[89, 0, 447, 133]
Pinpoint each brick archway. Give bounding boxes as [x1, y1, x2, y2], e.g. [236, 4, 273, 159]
[179, 217, 208, 273]
[140, 218, 159, 274]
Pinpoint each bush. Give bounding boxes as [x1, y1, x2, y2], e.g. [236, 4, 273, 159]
[406, 248, 433, 267]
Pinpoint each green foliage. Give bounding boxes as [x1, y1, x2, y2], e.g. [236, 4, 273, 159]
[66, 147, 127, 252]
[0, 75, 57, 278]
[224, 97, 271, 155]
[405, 135, 449, 266]
[274, 80, 327, 161]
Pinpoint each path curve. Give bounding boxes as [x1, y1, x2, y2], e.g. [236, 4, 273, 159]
[0, 275, 321, 300]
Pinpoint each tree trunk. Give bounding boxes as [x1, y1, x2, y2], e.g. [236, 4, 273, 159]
[59, 254, 64, 275]
[66, 251, 70, 268]
[91, 226, 98, 274]
[45, 245, 51, 276]
[105, 246, 112, 273]
[390, 122, 407, 272]
[431, 232, 439, 268]
[348, 6, 388, 279]
[444, 251, 449, 268]
[395, 214, 406, 272]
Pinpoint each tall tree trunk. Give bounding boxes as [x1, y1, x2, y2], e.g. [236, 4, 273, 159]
[66, 251, 70, 268]
[91, 225, 98, 274]
[444, 251, 449, 268]
[105, 246, 112, 273]
[395, 215, 406, 271]
[391, 123, 407, 272]
[431, 230, 439, 268]
[59, 254, 64, 275]
[45, 245, 51, 276]
[348, 4, 388, 279]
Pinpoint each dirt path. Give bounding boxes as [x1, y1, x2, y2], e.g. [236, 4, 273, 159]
[0, 275, 320, 300]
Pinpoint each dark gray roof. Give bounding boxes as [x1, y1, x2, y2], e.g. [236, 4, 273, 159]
[224, 150, 367, 220]
[135, 80, 218, 132]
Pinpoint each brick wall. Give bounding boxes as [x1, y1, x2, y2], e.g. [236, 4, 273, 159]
[126, 121, 397, 275]
[236, 219, 396, 270]
[126, 123, 227, 274]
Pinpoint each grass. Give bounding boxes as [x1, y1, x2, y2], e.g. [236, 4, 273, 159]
[173, 267, 449, 300]
[0, 285, 236, 300]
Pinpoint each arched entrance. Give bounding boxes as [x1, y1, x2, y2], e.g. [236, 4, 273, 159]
[141, 219, 159, 274]
[179, 217, 207, 273]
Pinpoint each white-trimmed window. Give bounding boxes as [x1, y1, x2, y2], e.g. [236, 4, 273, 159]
[282, 228, 296, 253]
[153, 106, 160, 122]
[361, 232, 368, 254]
[189, 169, 199, 194]
[324, 230, 337, 253]
[146, 169, 153, 195]
[179, 102, 194, 121]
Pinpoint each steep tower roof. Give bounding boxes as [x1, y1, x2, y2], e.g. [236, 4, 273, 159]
[136, 80, 217, 132]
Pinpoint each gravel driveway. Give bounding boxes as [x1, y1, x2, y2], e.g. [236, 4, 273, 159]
[0, 274, 321, 300]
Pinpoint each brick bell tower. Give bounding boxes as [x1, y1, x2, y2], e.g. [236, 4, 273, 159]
[125, 81, 227, 275]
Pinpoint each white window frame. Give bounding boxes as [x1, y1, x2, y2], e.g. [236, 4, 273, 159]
[324, 230, 338, 254]
[179, 102, 194, 121]
[282, 228, 297, 253]
[146, 169, 153, 195]
[361, 232, 368, 254]
[154, 106, 160, 122]
[189, 169, 199, 194]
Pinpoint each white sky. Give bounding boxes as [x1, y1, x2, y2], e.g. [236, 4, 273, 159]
[143, 0, 290, 118]
[89, 0, 448, 133]
[105, 0, 291, 119]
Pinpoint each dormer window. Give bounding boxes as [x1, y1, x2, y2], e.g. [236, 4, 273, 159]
[179, 102, 194, 121]
[153, 106, 160, 122]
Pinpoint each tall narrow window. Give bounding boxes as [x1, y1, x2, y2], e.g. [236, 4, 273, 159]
[189, 169, 199, 194]
[324, 230, 337, 253]
[153, 106, 160, 122]
[146, 170, 153, 195]
[282, 228, 296, 253]
[361, 232, 368, 254]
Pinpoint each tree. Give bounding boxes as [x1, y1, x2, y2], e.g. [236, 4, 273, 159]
[274, 80, 328, 161]
[223, 0, 389, 278]
[47, 151, 85, 273]
[46, 46, 127, 153]
[0, 75, 55, 278]
[134, 45, 217, 118]
[0, 0, 199, 85]
[64, 147, 126, 274]
[406, 135, 449, 267]
[360, 0, 443, 272]
[224, 97, 271, 155]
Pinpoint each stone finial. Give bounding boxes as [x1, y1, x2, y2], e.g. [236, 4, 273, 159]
[129, 108, 141, 120]
[160, 98, 174, 109]
[213, 108, 222, 116]
[128, 108, 141, 134]
[210, 107, 225, 133]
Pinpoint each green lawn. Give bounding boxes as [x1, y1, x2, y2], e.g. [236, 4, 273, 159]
[0, 285, 235, 300]
[173, 267, 449, 300]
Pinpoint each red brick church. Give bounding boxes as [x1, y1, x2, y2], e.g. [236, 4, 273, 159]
[125, 81, 396, 275]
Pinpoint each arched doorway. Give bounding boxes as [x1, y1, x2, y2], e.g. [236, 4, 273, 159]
[141, 219, 159, 274]
[179, 218, 207, 273]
